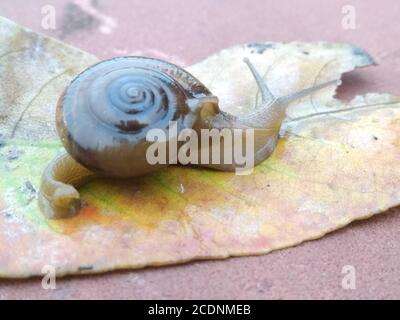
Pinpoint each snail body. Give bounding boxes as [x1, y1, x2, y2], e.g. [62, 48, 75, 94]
[39, 56, 338, 218]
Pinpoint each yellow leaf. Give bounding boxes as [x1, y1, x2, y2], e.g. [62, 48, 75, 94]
[0, 17, 399, 278]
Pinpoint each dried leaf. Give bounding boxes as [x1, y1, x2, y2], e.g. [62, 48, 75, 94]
[1, 17, 399, 278]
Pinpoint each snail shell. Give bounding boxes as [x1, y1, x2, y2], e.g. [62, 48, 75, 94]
[57, 57, 216, 177]
[40, 56, 339, 218]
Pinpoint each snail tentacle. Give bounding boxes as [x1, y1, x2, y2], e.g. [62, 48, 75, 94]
[237, 58, 339, 128]
[201, 58, 339, 170]
[243, 57, 276, 105]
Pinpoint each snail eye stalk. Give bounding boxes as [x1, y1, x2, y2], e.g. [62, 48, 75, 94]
[243, 57, 276, 106]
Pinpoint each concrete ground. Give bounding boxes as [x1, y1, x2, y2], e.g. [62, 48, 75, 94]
[0, 0, 399, 299]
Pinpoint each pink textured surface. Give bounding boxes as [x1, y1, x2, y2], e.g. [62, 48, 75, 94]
[0, 0, 400, 299]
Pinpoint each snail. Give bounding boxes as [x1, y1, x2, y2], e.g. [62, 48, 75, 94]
[39, 56, 339, 219]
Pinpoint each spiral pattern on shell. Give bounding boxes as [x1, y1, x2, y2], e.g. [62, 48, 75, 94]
[56, 57, 213, 177]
